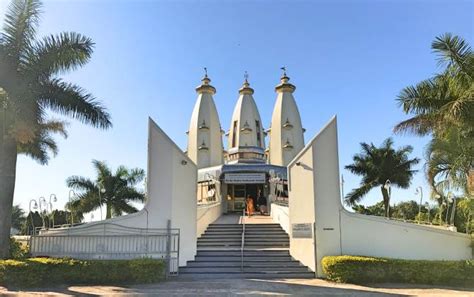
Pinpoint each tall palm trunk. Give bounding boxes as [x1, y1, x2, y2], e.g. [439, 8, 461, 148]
[106, 204, 112, 219]
[380, 186, 391, 218]
[0, 136, 18, 258]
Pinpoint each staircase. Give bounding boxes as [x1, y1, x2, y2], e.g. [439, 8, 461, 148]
[179, 222, 314, 278]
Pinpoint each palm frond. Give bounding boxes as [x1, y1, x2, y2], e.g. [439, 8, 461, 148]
[39, 78, 111, 129]
[2, 0, 41, 64]
[432, 33, 473, 77]
[29, 32, 94, 76]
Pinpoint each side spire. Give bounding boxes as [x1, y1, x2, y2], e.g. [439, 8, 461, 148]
[196, 67, 216, 94]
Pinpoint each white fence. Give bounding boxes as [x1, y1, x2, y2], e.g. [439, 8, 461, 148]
[30, 225, 180, 275]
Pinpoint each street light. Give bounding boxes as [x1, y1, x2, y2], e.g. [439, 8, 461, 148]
[49, 194, 57, 228]
[415, 186, 423, 223]
[38, 196, 47, 229]
[29, 199, 38, 235]
[68, 190, 75, 226]
[384, 179, 391, 218]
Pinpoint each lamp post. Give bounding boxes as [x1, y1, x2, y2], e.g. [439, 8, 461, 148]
[384, 179, 391, 218]
[68, 190, 75, 226]
[38, 196, 47, 229]
[415, 187, 423, 223]
[29, 199, 38, 235]
[49, 194, 57, 228]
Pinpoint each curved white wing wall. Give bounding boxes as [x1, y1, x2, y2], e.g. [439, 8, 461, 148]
[40, 118, 198, 266]
[288, 116, 471, 277]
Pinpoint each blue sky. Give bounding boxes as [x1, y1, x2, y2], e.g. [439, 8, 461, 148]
[1, 0, 473, 218]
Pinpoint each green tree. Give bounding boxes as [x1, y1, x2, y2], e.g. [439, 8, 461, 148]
[394, 33, 473, 138]
[394, 33, 474, 204]
[11, 205, 25, 231]
[67, 160, 145, 219]
[345, 138, 420, 217]
[0, 0, 111, 258]
[426, 128, 474, 198]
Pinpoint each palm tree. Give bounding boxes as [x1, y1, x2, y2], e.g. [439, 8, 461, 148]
[67, 160, 145, 219]
[345, 138, 420, 217]
[394, 33, 473, 138]
[426, 127, 474, 198]
[0, 0, 111, 258]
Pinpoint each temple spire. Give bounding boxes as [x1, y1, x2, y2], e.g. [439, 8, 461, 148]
[196, 67, 216, 94]
[239, 71, 254, 95]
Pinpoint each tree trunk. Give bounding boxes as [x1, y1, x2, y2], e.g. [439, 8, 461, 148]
[380, 186, 391, 218]
[0, 137, 18, 258]
[106, 204, 112, 219]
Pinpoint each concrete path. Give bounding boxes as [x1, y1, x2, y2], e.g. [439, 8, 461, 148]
[1, 278, 472, 296]
[213, 213, 274, 224]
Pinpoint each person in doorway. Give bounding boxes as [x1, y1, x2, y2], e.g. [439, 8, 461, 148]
[257, 189, 267, 215]
[246, 195, 255, 217]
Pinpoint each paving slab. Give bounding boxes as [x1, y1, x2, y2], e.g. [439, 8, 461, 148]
[1, 278, 472, 296]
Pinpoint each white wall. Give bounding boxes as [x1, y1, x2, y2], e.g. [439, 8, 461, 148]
[39, 118, 198, 267]
[288, 116, 472, 277]
[197, 202, 222, 237]
[341, 211, 471, 260]
[270, 203, 290, 234]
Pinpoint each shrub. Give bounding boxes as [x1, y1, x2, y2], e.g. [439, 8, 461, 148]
[0, 258, 165, 287]
[8, 238, 29, 259]
[322, 255, 474, 287]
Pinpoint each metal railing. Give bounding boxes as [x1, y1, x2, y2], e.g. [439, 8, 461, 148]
[30, 224, 180, 275]
[241, 207, 245, 272]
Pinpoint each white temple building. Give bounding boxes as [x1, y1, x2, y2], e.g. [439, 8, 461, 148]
[31, 70, 472, 278]
[187, 70, 306, 213]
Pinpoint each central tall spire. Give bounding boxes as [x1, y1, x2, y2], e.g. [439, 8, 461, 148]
[226, 73, 265, 164]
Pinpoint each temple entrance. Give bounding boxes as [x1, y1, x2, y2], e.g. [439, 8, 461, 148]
[226, 184, 264, 212]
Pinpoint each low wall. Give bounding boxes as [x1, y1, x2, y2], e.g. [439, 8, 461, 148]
[197, 202, 222, 237]
[341, 211, 472, 260]
[271, 203, 290, 234]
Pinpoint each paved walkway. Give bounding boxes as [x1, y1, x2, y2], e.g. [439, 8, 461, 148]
[1, 278, 472, 296]
[214, 213, 274, 224]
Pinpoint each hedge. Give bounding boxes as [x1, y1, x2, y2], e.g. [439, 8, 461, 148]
[0, 258, 165, 287]
[322, 255, 474, 287]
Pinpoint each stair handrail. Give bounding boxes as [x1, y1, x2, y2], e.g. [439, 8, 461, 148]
[241, 207, 245, 272]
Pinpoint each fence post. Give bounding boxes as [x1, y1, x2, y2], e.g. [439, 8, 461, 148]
[166, 219, 171, 278]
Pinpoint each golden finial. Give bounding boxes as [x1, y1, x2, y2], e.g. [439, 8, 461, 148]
[244, 71, 249, 83]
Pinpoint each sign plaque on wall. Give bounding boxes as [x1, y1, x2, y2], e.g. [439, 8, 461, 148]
[224, 173, 266, 184]
[292, 223, 313, 238]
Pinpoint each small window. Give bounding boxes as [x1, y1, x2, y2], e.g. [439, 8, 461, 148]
[256, 120, 261, 147]
[232, 121, 238, 148]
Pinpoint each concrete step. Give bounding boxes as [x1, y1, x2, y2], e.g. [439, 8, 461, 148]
[198, 233, 289, 239]
[204, 231, 287, 235]
[198, 238, 289, 243]
[194, 256, 294, 262]
[186, 261, 302, 267]
[197, 243, 289, 248]
[180, 266, 310, 273]
[196, 250, 290, 256]
[177, 272, 315, 279]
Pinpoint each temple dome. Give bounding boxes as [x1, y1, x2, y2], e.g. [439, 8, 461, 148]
[226, 77, 265, 164]
[268, 71, 305, 166]
[187, 72, 223, 168]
